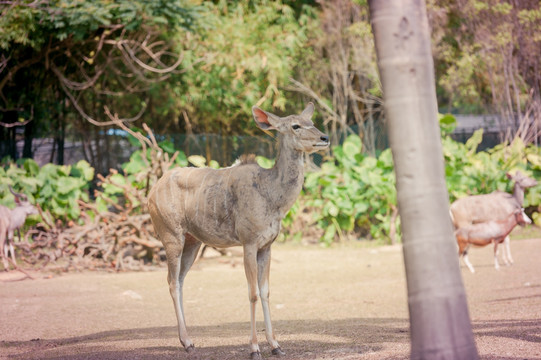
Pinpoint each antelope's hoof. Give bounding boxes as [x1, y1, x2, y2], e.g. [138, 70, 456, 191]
[250, 351, 262, 360]
[185, 344, 195, 353]
[272, 347, 285, 357]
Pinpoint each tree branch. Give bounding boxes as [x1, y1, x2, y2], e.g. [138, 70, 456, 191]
[0, 106, 33, 128]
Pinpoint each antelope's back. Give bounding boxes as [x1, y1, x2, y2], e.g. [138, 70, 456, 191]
[148, 167, 211, 221]
[0, 205, 10, 228]
[450, 192, 520, 227]
[148, 165, 258, 245]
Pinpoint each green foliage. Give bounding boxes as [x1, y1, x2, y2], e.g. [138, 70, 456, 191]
[0, 0, 198, 167]
[122, 140, 188, 178]
[187, 155, 219, 169]
[0, 158, 93, 222]
[0, 0, 195, 50]
[97, 138, 189, 214]
[442, 129, 541, 205]
[432, 0, 540, 115]
[176, 0, 314, 134]
[256, 156, 274, 169]
[301, 135, 398, 244]
[439, 113, 458, 136]
[282, 114, 541, 244]
[3, 115, 541, 245]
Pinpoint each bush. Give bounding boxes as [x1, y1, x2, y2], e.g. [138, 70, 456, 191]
[0, 158, 93, 223]
[282, 114, 541, 244]
[301, 135, 398, 245]
[3, 113, 540, 249]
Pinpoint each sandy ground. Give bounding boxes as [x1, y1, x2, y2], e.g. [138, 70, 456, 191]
[1, 237, 540, 360]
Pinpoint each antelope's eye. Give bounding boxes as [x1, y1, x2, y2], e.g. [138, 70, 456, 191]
[292, 124, 301, 130]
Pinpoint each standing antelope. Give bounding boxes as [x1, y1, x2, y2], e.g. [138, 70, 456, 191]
[148, 103, 329, 359]
[455, 208, 531, 273]
[450, 171, 537, 268]
[0, 187, 38, 270]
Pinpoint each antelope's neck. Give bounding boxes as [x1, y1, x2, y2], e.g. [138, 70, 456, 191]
[513, 183, 525, 207]
[267, 135, 304, 215]
[9, 207, 26, 229]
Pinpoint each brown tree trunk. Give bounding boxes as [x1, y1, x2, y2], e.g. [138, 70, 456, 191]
[368, 1, 479, 358]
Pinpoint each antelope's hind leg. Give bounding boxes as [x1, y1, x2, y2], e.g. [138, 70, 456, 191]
[177, 234, 202, 319]
[501, 235, 513, 265]
[162, 230, 195, 352]
[459, 244, 475, 273]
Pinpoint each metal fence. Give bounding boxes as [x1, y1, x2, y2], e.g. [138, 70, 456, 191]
[11, 132, 321, 173]
[5, 116, 520, 173]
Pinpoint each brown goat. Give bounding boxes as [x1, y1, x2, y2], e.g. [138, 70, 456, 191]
[450, 171, 537, 267]
[455, 208, 531, 273]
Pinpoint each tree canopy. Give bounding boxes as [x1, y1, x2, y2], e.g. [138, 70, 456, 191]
[1, 0, 540, 168]
[0, 0, 196, 169]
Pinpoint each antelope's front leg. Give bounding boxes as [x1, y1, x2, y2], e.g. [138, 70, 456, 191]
[257, 246, 284, 356]
[243, 245, 262, 360]
[7, 231, 16, 265]
[0, 227, 8, 270]
[493, 240, 501, 270]
[461, 245, 475, 274]
[502, 235, 514, 265]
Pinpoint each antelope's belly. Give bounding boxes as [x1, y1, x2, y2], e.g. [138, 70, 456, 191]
[185, 216, 241, 248]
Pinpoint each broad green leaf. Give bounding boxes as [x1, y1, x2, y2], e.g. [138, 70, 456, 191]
[56, 177, 83, 195]
[465, 128, 483, 155]
[159, 140, 176, 154]
[175, 151, 188, 167]
[123, 152, 146, 174]
[96, 197, 108, 213]
[322, 224, 336, 245]
[343, 134, 362, 158]
[73, 160, 94, 181]
[526, 153, 541, 169]
[188, 155, 207, 168]
[23, 159, 39, 176]
[256, 156, 274, 169]
[439, 113, 457, 135]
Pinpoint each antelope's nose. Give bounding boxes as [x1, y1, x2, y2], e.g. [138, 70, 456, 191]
[321, 135, 329, 142]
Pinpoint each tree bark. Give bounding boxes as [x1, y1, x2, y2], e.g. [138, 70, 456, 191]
[56, 112, 65, 165]
[2, 110, 18, 160]
[23, 120, 34, 159]
[368, 1, 479, 359]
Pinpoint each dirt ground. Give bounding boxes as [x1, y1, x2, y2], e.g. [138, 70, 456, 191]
[1, 237, 541, 360]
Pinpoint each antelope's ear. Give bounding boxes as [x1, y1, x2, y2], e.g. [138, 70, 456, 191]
[252, 106, 277, 131]
[301, 102, 315, 119]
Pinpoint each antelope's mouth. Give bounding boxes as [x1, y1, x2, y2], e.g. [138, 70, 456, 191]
[314, 141, 330, 147]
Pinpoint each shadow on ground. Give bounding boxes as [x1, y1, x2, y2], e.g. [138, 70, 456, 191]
[4, 317, 541, 360]
[3, 318, 408, 360]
